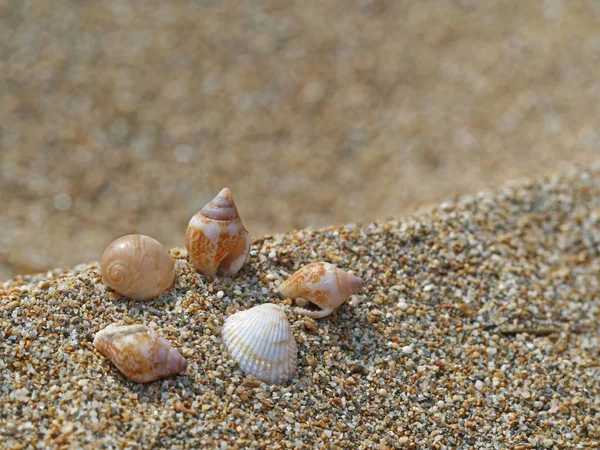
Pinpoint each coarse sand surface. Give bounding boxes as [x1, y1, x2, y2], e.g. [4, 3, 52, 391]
[1, 165, 599, 449]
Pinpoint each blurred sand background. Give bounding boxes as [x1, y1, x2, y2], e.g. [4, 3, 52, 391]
[1, 0, 599, 280]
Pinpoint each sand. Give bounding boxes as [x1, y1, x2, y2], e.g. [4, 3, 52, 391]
[1, 165, 599, 449]
[2, 0, 600, 279]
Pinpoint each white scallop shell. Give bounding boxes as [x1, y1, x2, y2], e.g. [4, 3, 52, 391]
[221, 303, 297, 385]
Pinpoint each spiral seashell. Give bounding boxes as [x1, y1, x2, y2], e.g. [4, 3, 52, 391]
[100, 234, 175, 301]
[185, 187, 251, 277]
[278, 262, 364, 319]
[222, 303, 297, 385]
[93, 324, 187, 383]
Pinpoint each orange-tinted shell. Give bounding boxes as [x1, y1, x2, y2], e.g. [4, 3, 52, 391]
[101, 235, 175, 301]
[185, 187, 251, 277]
[93, 324, 187, 383]
[100, 234, 175, 300]
[278, 262, 364, 319]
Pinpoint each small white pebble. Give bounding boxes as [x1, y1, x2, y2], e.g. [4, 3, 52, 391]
[475, 380, 484, 391]
[54, 193, 72, 211]
[216, 291, 224, 299]
[437, 400, 445, 408]
[541, 438, 554, 448]
[402, 345, 413, 355]
[268, 250, 276, 259]
[398, 301, 409, 311]
[487, 347, 497, 356]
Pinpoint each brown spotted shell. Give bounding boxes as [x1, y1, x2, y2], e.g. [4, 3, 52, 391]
[93, 324, 186, 383]
[185, 187, 251, 277]
[100, 234, 175, 301]
[278, 262, 364, 319]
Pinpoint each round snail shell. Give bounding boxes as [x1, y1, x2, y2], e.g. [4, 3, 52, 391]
[100, 234, 175, 301]
[278, 262, 365, 319]
[185, 187, 251, 277]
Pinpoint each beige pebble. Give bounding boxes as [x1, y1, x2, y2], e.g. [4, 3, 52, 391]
[6, 300, 20, 309]
[306, 355, 317, 368]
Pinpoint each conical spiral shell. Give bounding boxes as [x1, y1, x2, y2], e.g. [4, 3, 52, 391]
[278, 262, 364, 319]
[101, 235, 175, 301]
[93, 324, 187, 383]
[222, 303, 297, 385]
[185, 187, 251, 277]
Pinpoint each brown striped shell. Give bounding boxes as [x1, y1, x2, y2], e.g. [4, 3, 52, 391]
[185, 187, 251, 277]
[278, 262, 364, 319]
[93, 324, 187, 383]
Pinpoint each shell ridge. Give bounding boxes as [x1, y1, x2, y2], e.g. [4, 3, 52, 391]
[223, 321, 245, 358]
[265, 308, 280, 383]
[232, 324, 256, 363]
[266, 306, 291, 383]
[226, 311, 261, 371]
[248, 308, 272, 378]
[259, 308, 281, 381]
[270, 318, 287, 383]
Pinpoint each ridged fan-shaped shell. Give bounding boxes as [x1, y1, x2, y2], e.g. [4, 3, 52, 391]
[185, 187, 251, 277]
[94, 324, 187, 383]
[222, 303, 297, 384]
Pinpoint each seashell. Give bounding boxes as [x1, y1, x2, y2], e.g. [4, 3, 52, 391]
[185, 187, 251, 277]
[93, 324, 187, 383]
[278, 262, 364, 319]
[101, 234, 175, 301]
[221, 303, 297, 384]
